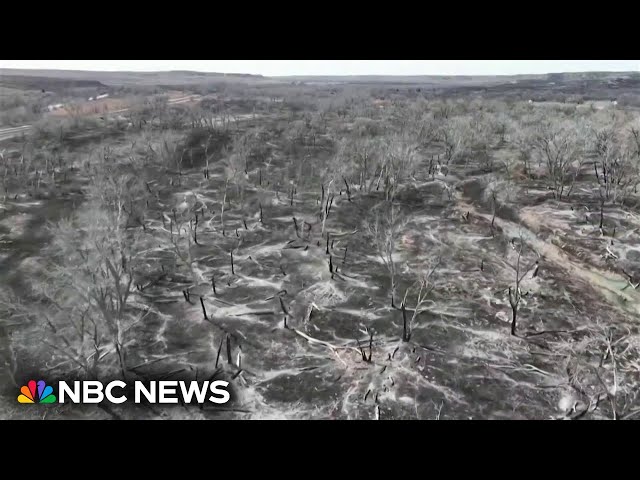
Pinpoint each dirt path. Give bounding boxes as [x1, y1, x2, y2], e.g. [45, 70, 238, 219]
[455, 188, 640, 317]
[0, 125, 31, 142]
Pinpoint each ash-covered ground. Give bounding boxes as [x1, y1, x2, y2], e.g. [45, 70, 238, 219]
[2, 72, 640, 419]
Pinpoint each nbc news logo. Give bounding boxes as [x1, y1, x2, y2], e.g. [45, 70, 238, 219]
[18, 379, 230, 405]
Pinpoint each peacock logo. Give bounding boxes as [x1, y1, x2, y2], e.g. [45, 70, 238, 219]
[18, 380, 57, 404]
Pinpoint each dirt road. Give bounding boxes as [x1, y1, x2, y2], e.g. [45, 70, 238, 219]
[0, 125, 31, 142]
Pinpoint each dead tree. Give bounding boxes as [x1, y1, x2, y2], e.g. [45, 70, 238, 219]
[200, 297, 208, 320]
[28, 170, 149, 380]
[593, 129, 636, 204]
[320, 179, 336, 236]
[559, 325, 640, 420]
[507, 236, 535, 336]
[219, 139, 248, 229]
[377, 135, 418, 202]
[400, 261, 439, 342]
[230, 249, 235, 275]
[367, 203, 406, 308]
[352, 137, 377, 191]
[189, 215, 200, 245]
[439, 119, 466, 166]
[168, 212, 199, 286]
[202, 134, 213, 179]
[628, 126, 640, 162]
[357, 327, 375, 362]
[489, 189, 498, 236]
[531, 123, 583, 201]
[293, 217, 300, 238]
[343, 176, 352, 202]
[220, 177, 230, 229]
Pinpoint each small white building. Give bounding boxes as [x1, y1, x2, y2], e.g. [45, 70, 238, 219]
[96, 93, 110, 100]
[46, 103, 64, 112]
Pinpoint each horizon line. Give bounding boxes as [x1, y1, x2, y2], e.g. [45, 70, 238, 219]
[1, 67, 639, 77]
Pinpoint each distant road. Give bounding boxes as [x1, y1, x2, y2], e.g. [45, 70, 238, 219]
[109, 94, 202, 114]
[0, 95, 203, 143]
[0, 125, 31, 142]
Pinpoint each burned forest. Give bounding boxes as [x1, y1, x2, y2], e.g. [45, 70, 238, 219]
[2, 69, 640, 419]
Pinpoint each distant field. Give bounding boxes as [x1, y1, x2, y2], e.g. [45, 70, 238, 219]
[0, 74, 105, 91]
[0, 86, 30, 95]
[0, 69, 274, 87]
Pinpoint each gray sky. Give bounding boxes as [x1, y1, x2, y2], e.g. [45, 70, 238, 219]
[1, 60, 638, 76]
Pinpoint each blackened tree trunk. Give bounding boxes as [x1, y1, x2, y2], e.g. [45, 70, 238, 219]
[401, 302, 410, 341]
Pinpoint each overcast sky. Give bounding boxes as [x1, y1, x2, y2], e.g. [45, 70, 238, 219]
[1, 60, 638, 76]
